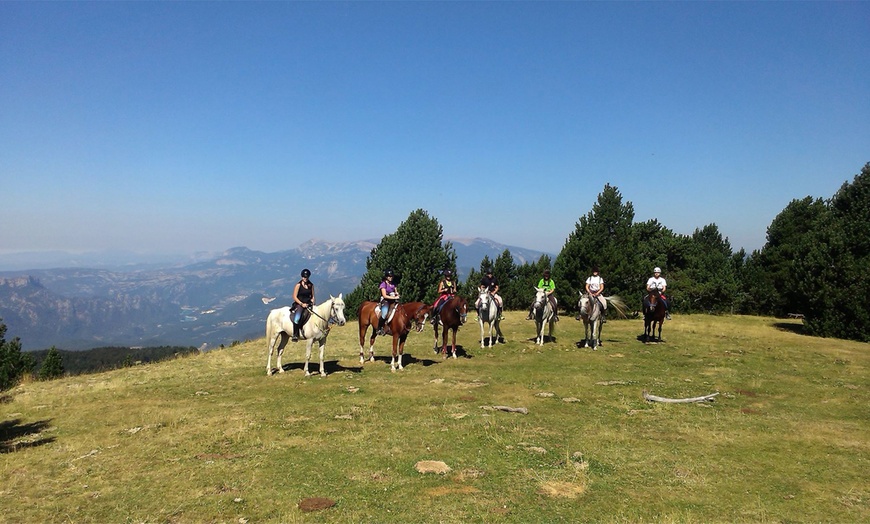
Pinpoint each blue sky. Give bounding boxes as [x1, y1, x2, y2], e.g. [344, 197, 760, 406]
[2, 1, 867, 258]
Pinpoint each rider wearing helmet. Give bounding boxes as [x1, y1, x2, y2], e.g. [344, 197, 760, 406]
[291, 268, 315, 341]
[477, 266, 504, 320]
[432, 269, 458, 325]
[377, 269, 400, 335]
[645, 267, 671, 320]
[585, 266, 607, 323]
[527, 269, 559, 322]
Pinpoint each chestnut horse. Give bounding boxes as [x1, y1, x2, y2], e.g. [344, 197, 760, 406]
[642, 289, 666, 343]
[358, 301, 431, 371]
[433, 295, 467, 358]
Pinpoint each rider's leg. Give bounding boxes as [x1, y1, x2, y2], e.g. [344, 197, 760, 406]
[599, 296, 607, 323]
[551, 295, 559, 321]
[377, 306, 387, 335]
[526, 301, 534, 320]
[663, 297, 671, 320]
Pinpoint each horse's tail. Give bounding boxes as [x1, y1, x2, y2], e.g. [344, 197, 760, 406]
[605, 296, 630, 319]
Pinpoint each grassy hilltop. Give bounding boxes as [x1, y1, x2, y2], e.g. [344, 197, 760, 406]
[2, 313, 868, 523]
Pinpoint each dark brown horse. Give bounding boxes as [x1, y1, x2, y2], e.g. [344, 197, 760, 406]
[433, 295, 468, 358]
[642, 290, 666, 343]
[358, 301, 431, 371]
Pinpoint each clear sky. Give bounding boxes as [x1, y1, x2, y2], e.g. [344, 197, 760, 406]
[2, 1, 867, 257]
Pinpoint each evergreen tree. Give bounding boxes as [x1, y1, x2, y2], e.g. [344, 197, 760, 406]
[513, 255, 553, 311]
[803, 163, 870, 341]
[554, 184, 636, 311]
[38, 346, 64, 380]
[674, 224, 738, 313]
[0, 320, 35, 391]
[345, 210, 456, 318]
[742, 196, 828, 316]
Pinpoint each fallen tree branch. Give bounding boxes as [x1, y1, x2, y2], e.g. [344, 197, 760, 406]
[480, 405, 528, 414]
[643, 391, 719, 403]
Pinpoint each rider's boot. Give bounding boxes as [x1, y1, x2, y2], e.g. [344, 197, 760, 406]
[526, 307, 534, 320]
[291, 322, 300, 342]
[665, 311, 672, 321]
[376, 317, 386, 336]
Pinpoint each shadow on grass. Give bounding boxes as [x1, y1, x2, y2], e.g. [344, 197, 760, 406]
[0, 418, 56, 454]
[526, 336, 558, 344]
[773, 322, 804, 335]
[279, 360, 363, 375]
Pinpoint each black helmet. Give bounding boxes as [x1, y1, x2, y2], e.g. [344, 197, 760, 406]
[484, 266, 493, 274]
[384, 269, 394, 278]
[443, 269, 452, 277]
[301, 268, 311, 278]
[592, 266, 599, 273]
[543, 269, 551, 277]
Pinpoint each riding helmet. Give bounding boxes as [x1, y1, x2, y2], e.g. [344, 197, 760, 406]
[301, 268, 311, 278]
[654, 267, 661, 273]
[592, 266, 599, 273]
[384, 269, 394, 278]
[444, 269, 452, 277]
[543, 269, 551, 277]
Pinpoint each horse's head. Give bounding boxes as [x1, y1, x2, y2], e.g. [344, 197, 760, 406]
[412, 303, 431, 332]
[456, 297, 468, 325]
[578, 294, 589, 312]
[329, 294, 346, 326]
[647, 289, 660, 306]
[478, 289, 491, 310]
[533, 287, 547, 311]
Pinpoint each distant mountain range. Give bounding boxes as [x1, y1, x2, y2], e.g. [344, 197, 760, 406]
[0, 238, 548, 351]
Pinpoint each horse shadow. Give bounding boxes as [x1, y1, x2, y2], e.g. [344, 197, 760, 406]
[280, 360, 363, 375]
[1, 418, 56, 454]
[636, 334, 665, 343]
[481, 337, 506, 346]
[527, 336, 557, 344]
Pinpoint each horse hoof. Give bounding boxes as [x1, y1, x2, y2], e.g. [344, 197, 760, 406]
[320, 372, 327, 377]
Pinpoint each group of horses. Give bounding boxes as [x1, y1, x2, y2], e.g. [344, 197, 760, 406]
[265, 287, 667, 376]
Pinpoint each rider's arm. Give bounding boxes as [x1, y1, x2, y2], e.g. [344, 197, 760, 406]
[309, 284, 315, 307]
[292, 283, 302, 306]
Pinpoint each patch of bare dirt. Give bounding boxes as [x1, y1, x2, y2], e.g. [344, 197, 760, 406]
[298, 497, 336, 512]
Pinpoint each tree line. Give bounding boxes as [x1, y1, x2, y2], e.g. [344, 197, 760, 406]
[345, 163, 869, 344]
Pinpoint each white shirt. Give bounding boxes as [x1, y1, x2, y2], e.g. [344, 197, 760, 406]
[646, 276, 667, 291]
[586, 275, 604, 293]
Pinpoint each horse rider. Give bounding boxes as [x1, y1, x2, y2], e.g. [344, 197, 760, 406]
[431, 269, 457, 325]
[377, 269, 400, 336]
[477, 266, 504, 320]
[645, 267, 671, 320]
[290, 268, 315, 341]
[584, 265, 607, 323]
[527, 269, 559, 322]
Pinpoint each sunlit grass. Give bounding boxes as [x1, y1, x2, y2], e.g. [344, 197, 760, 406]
[2, 313, 868, 523]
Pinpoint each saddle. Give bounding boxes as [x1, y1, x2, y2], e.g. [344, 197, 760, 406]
[291, 304, 311, 326]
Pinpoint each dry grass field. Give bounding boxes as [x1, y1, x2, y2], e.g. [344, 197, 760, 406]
[2, 312, 868, 523]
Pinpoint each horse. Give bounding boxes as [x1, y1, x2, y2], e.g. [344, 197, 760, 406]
[476, 289, 504, 348]
[532, 287, 555, 346]
[577, 294, 628, 349]
[358, 301, 432, 371]
[265, 294, 346, 377]
[433, 295, 467, 358]
[642, 289, 666, 343]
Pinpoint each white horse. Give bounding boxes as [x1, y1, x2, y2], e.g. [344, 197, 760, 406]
[577, 294, 628, 350]
[532, 287, 555, 346]
[265, 294, 346, 377]
[477, 289, 504, 348]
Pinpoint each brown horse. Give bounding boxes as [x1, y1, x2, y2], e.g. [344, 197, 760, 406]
[433, 295, 468, 358]
[642, 290, 667, 343]
[358, 301, 431, 371]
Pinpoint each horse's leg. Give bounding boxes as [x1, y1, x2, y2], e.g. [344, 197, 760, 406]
[479, 318, 485, 349]
[390, 333, 399, 372]
[397, 334, 408, 371]
[267, 334, 276, 375]
[276, 332, 289, 373]
[450, 328, 457, 359]
[318, 338, 327, 377]
[359, 322, 368, 364]
[304, 338, 315, 376]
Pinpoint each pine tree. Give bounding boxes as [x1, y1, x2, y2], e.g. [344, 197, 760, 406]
[0, 321, 35, 391]
[345, 209, 456, 318]
[38, 346, 64, 380]
[554, 184, 637, 311]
